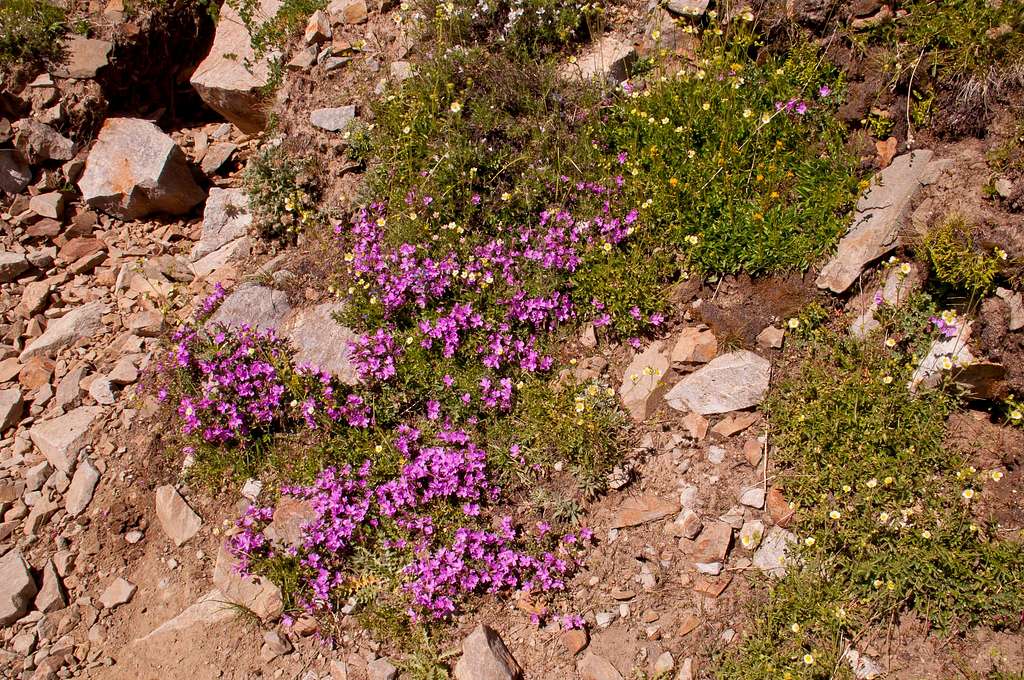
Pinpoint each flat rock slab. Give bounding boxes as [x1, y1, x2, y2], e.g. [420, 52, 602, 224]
[611, 495, 680, 529]
[20, 301, 108, 361]
[753, 526, 796, 577]
[190, 0, 283, 133]
[665, 350, 771, 415]
[0, 251, 31, 282]
[0, 387, 24, 431]
[618, 341, 669, 422]
[212, 541, 283, 620]
[578, 651, 623, 680]
[562, 35, 636, 84]
[817, 151, 944, 293]
[55, 36, 112, 79]
[192, 187, 252, 261]
[29, 405, 101, 473]
[282, 302, 358, 384]
[0, 150, 32, 194]
[0, 550, 37, 625]
[155, 485, 203, 546]
[207, 284, 293, 333]
[453, 624, 522, 680]
[65, 458, 100, 517]
[100, 577, 136, 609]
[310, 105, 357, 132]
[79, 118, 205, 219]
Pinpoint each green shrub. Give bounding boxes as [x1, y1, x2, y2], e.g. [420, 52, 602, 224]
[922, 216, 1005, 297]
[592, 20, 861, 277]
[0, 0, 66, 69]
[243, 144, 322, 241]
[720, 297, 1024, 678]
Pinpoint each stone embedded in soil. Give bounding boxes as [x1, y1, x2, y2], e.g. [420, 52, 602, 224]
[752, 527, 797, 577]
[653, 651, 674, 676]
[453, 624, 523, 680]
[0, 150, 32, 194]
[78, 117, 205, 219]
[667, 0, 709, 14]
[192, 187, 252, 261]
[691, 521, 732, 564]
[304, 9, 332, 44]
[330, 660, 350, 680]
[847, 648, 884, 680]
[677, 611, 700, 637]
[743, 438, 763, 466]
[665, 350, 771, 416]
[738, 484, 765, 509]
[711, 411, 760, 438]
[65, 457, 100, 518]
[155, 485, 203, 546]
[668, 508, 703, 540]
[756, 325, 785, 349]
[264, 496, 316, 548]
[29, 191, 64, 219]
[29, 405, 101, 473]
[817, 151, 942, 293]
[739, 520, 765, 550]
[282, 302, 359, 384]
[910, 321, 977, 392]
[671, 326, 717, 364]
[578, 651, 623, 680]
[0, 550, 37, 625]
[213, 540, 284, 620]
[0, 387, 24, 432]
[20, 300, 108, 362]
[200, 141, 237, 175]
[328, 0, 368, 24]
[207, 284, 293, 333]
[34, 559, 66, 614]
[766, 487, 795, 528]
[56, 36, 112, 78]
[563, 36, 636, 84]
[996, 287, 1024, 331]
[190, 0, 283, 133]
[618, 340, 669, 422]
[310, 105, 357, 133]
[562, 628, 589, 656]
[368, 657, 399, 680]
[260, 630, 292, 661]
[611, 495, 680, 529]
[100, 577, 137, 609]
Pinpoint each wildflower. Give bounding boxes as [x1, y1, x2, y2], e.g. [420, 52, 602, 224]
[742, 108, 753, 118]
[940, 356, 954, 371]
[995, 247, 1007, 260]
[841, 484, 851, 493]
[866, 478, 878, 488]
[803, 654, 814, 666]
[501, 192, 512, 202]
[885, 338, 896, 348]
[790, 623, 800, 633]
[804, 536, 815, 546]
[761, 111, 772, 124]
[921, 530, 932, 539]
[882, 375, 893, 384]
[991, 470, 1003, 482]
[962, 488, 975, 500]
[1010, 409, 1022, 421]
[818, 85, 831, 97]
[829, 510, 841, 520]
[899, 262, 911, 275]
[883, 476, 894, 485]
[787, 318, 800, 330]
[702, 102, 710, 111]
[449, 101, 463, 113]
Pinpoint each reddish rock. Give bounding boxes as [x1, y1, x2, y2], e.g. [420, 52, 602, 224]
[691, 522, 732, 563]
[766, 487, 795, 528]
[611, 495, 680, 529]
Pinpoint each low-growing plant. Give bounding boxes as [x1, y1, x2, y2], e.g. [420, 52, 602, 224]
[243, 144, 322, 241]
[0, 0, 66, 69]
[922, 216, 1006, 297]
[720, 295, 1024, 678]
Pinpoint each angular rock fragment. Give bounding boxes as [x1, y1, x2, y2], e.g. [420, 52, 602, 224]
[665, 350, 771, 415]
[155, 485, 203, 546]
[0, 550, 37, 625]
[78, 118, 205, 219]
[453, 624, 522, 680]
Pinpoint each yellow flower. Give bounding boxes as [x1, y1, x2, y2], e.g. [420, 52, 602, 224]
[940, 356, 954, 371]
[742, 108, 753, 118]
[790, 623, 800, 633]
[501, 192, 512, 202]
[879, 512, 890, 523]
[804, 536, 816, 546]
[882, 375, 893, 385]
[702, 102, 710, 111]
[899, 262, 911, 275]
[803, 654, 814, 666]
[962, 488, 975, 500]
[921, 530, 932, 539]
[787, 318, 800, 330]
[761, 112, 772, 124]
[841, 484, 851, 493]
[1010, 409, 1022, 421]
[995, 247, 1007, 260]
[449, 101, 462, 113]
[884, 476, 894, 485]
[829, 510, 841, 520]
[885, 338, 896, 348]
[991, 470, 1004, 482]
[669, 177, 678, 187]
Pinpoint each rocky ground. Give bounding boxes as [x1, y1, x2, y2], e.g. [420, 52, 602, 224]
[1, 0, 1023, 679]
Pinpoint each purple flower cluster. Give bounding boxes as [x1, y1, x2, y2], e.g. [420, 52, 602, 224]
[229, 428, 591, 621]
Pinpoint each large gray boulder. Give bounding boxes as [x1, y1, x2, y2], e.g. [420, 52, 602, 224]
[190, 0, 283, 133]
[665, 350, 771, 415]
[282, 302, 358, 384]
[817, 151, 945, 293]
[78, 118, 205, 219]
